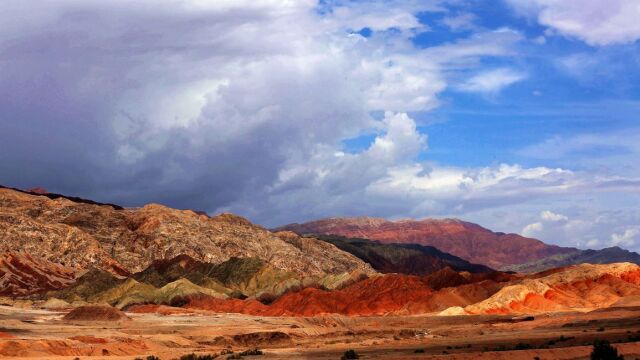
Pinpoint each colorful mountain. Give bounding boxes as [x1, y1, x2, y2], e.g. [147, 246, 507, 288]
[277, 217, 574, 268]
[131, 263, 640, 317]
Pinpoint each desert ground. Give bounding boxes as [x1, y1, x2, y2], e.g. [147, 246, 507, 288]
[2, 305, 640, 360]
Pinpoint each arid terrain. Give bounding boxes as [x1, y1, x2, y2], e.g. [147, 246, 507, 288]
[3, 187, 640, 359]
[3, 304, 640, 359]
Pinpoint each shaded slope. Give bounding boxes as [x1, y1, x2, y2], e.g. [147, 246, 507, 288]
[49, 254, 367, 307]
[315, 234, 492, 275]
[49, 268, 125, 302]
[502, 247, 640, 273]
[277, 217, 574, 268]
[132, 255, 304, 298]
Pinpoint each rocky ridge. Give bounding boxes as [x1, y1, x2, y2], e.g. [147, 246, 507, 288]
[0, 187, 374, 277]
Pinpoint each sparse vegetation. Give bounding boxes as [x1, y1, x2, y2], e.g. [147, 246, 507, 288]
[591, 340, 624, 360]
[179, 353, 218, 360]
[238, 349, 263, 356]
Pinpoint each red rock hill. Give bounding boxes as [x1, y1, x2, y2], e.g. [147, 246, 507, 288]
[277, 217, 574, 269]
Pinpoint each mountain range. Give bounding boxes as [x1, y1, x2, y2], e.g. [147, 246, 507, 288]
[3, 185, 640, 317]
[278, 217, 640, 271]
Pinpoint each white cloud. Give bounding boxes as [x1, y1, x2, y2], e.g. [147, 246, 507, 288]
[518, 127, 640, 178]
[586, 238, 600, 247]
[1, 0, 639, 254]
[541, 210, 568, 222]
[611, 228, 639, 247]
[522, 222, 543, 236]
[506, 0, 640, 46]
[457, 68, 526, 93]
[0, 0, 529, 213]
[322, 1, 442, 32]
[442, 13, 478, 32]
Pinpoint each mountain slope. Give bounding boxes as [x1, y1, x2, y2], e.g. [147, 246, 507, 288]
[314, 234, 493, 274]
[0, 252, 76, 297]
[0, 187, 374, 278]
[132, 255, 306, 299]
[135, 263, 640, 316]
[502, 247, 640, 273]
[277, 217, 574, 268]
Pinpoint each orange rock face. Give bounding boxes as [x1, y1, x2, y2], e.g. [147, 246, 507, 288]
[167, 263, 640, 317]
[466, 263, 640, 314]
[278, 217, 574, 269]
[178, 271, 513, 316]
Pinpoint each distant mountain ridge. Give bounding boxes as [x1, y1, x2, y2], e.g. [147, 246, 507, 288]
[502, 246, 640, 273]
[277, 217, 575, 268]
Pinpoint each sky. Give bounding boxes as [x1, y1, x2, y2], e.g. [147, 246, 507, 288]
[0, 0, 639, 251]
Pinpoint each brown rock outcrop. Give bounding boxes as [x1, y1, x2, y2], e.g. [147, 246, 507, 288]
[63, 305, 130, 321]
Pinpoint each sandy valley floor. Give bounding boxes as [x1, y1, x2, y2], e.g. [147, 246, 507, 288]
[2, 305, 640, 359]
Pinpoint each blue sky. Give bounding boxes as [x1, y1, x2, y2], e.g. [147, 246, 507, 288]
[0, 0, 639, 251]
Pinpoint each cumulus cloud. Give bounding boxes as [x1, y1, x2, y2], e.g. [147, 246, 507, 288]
[540, 210, 568, 222]
[0, 0, 639, 253]
[0, 0, 524, 213]
[442, 13, 478, 32]
[457, 68, 526, 93]
[611, 228, 639, 247]
[512, 202, 640, 251]
[522, 222, 544, 237]
[506, 0, 640, 46]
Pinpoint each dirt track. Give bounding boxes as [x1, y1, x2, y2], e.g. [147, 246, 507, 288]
[2, 305, 640, 359]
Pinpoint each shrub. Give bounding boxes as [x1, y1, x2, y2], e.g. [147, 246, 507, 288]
[341, 349, 359, 359]
[238, 349, 263, 356]
[590, 340, 624, 360]
[514, 343, 533, 350]
[414, 348, 425, 353]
